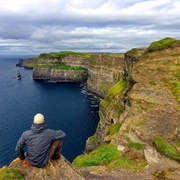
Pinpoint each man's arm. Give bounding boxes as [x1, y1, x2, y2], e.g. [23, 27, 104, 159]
[15, 133, 26, 160]
[49, 129, 66, 141]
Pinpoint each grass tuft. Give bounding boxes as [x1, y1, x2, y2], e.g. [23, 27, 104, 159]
[72, 143, 147, 172]
[154, 136, 180, 161]
[173, 82, 180, 102]
[147, 37, 180, 52]
[106, 124, 121, 136]
[100, 78, 126, 110]
[107, 78, 126, 98]
[72, 144, 120, 167]
[0, 168, 24, 180]
[53, 65, 87, 70]
[128, 142, 145, 150]
[39, 51, 91, 59]
[89, 133, 99, 144]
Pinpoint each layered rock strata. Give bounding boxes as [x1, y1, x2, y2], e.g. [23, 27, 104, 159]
[33, 67, 88, 82]
[17, 58, 34, 68]
[23, 53, 124, 97]
[87, 54, 124, 98]
[85, 40, 180, 179]
[13, 38, 180, 179]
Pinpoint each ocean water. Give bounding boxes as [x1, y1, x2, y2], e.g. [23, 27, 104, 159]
[0, 55, 99, 167]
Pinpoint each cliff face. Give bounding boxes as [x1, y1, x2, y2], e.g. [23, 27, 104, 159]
[87, 54, 124, 98]
[122, 47, 180, 145]
[18, 58, 34, 67]
[13, 39, 180, 179]
[36, 55, 90, 68]
[86, 40, 180, 147]
[84, 39, 180, 179]
[33, 67, 88, 82]
[27, 53, 124, 97]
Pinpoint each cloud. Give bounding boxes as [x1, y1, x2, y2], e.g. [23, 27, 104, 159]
[0, 0, 180, 54]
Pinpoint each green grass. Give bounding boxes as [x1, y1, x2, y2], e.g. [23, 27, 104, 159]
[107, 78, 126, 98]
[109, 157, 147, 172]
[128, 142, 145, 150]
[173, 82, 180, 102]
[104, 59, 111, 66]
[113, 157, 133, 167]
[39, 51, 91, 59]
[147, 37, 180, 52]
[175, 142, 180, 146]
[100, 78, 126, 110]
[149, 81, 157, 85]
[89, 58, 97, 65]
[89, 133, 99, 144]
[26, 63, 50, 69]
[125, 48, 140, 58]
[100, 99, 109, 110]
[26, 58, 38, 68]
[52, 65, 87, 70]
[176, 70, 180, 80]
[100, 82, 111, 95]
[168, 80, 180, 103]
[72, 143, 147, 172]
[26, 62, 38, 68]
[154, 136, 180, 161]
[0, 168, 24, 179]
[39, 64, 51, 68]
[72, 144, 120, 167]
[57, 51, 88, 56]
[33, 56, 39, 59]
[135, 120, 145, 126]
[106, 124, 121, 136]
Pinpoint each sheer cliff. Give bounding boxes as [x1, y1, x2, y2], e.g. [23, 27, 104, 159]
[82, 38, 180, 180]
[25, 52, 124, 98]
[4, 38, 179, 179]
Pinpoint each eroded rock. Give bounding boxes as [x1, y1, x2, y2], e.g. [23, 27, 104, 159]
[9, 156, 84, 180]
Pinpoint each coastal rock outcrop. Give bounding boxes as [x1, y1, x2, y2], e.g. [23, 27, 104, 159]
[20, 52, 124, 97]
[12, 38, 180, 179]
[8, 156, 84, 180]
[17, 58, 34, 68]
[83, 38, 180, 179]
[86, 38, 180, 150]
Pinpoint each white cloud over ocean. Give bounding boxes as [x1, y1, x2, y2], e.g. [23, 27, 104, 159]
[0, 0, 180, 54]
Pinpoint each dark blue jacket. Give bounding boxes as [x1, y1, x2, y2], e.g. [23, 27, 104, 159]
[15, 123, 66, 167]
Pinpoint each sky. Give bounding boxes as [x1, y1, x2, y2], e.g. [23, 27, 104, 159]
[0, 0, 180, 55]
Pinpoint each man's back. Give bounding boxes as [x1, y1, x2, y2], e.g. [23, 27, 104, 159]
[15, 114, 66, 168]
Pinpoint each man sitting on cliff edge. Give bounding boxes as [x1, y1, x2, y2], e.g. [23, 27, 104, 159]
[15, 113, 66, 168]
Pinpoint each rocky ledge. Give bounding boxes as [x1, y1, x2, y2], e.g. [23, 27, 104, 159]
[7, 156, 83, 180]
[2, 152, 180, 180]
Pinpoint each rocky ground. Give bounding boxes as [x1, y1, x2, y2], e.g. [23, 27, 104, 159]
[9, 156, 83, 180]
[8, 155, 180, 180]
[76, 157, 180, 180]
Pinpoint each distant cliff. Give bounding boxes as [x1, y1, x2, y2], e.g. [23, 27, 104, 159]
[20, 52, 124, 98]
[11, 38, 180, 179]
